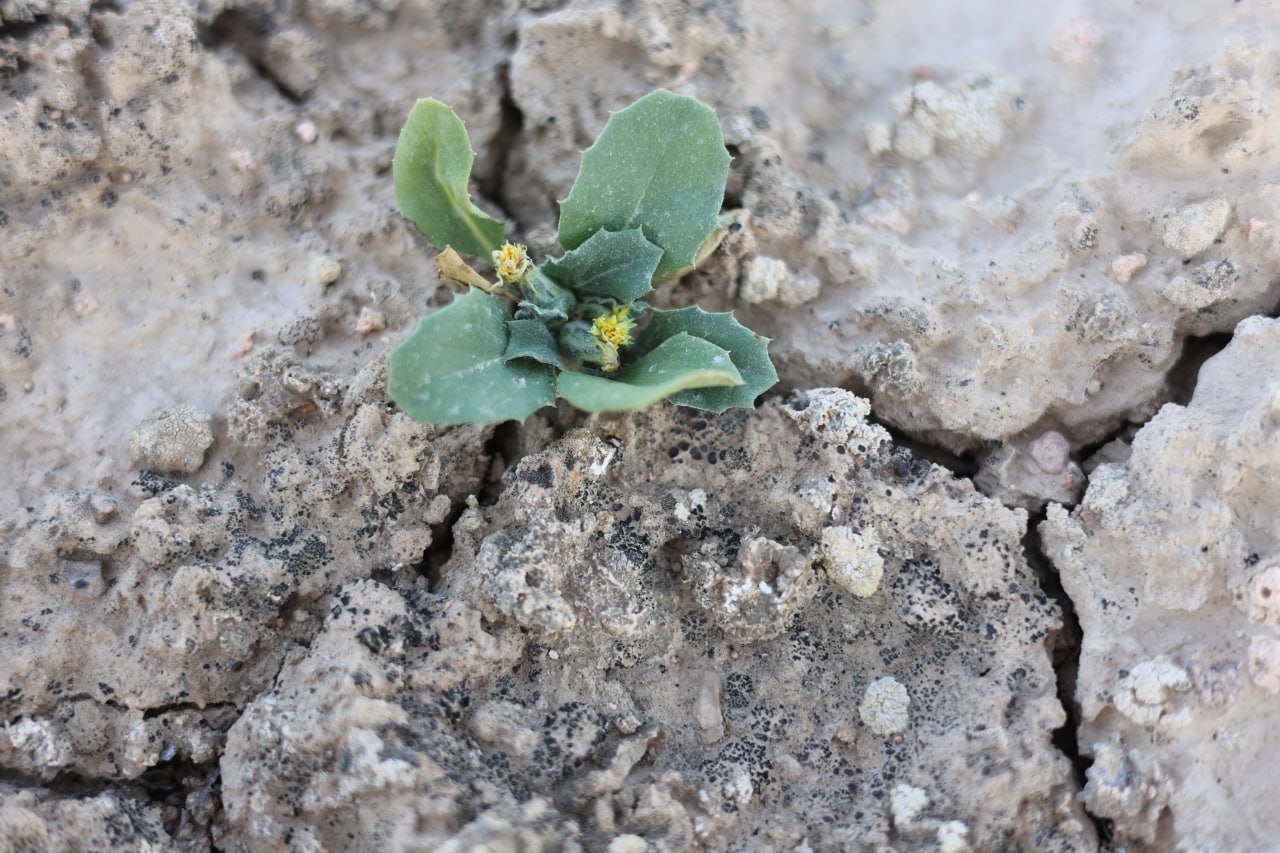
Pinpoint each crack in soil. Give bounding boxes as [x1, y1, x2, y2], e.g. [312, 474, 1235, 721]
[479, 57, 526, 229]
[200, 9, 304, 105]
[1021, 509, 1112, 847]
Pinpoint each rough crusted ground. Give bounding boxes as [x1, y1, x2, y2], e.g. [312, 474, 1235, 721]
[2, 1, 1278, 851]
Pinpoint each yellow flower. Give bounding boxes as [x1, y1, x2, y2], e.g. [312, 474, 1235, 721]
[492, 242, 531, 284]
[591, 306, 636, 349]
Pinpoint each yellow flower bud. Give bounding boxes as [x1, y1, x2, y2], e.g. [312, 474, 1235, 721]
[591, 306, 636, 349]
[492, 242, 532, 284]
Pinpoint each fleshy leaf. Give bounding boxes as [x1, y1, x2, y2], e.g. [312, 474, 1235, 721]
[630, 306, 776, 412]
[557, 90, 730, 281]
[505, 318, 562, 367]
[541, 228, 663, 302]
[558, 332, 742, 413]
[393, 99, 505, 258]
[389, 289, 554, 425]
[516, 267, 577, 323]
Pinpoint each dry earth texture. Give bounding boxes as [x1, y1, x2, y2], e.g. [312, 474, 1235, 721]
[2, 1, 1278, 851]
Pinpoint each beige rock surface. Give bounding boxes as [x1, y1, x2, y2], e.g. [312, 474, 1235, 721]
[219, 392, 1089, 850]
[1042, 317, 1280, 850]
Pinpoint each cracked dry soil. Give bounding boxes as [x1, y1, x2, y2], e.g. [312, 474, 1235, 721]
[3, 1, 1280, 851]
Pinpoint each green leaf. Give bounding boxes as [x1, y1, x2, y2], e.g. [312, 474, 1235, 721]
[388, 289, 555, 425]
[630, 306, 776, 412]
[393, 99, 505, 258]
[557, 90, 730, 281]
[515, 267, 577, 325]
[541, 228, 663, 302]
[558, 333, 742, 413]
[505, 318, 562, 367]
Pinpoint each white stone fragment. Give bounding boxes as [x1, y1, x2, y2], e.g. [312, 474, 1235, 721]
[88, 494, 118, 523]
[5, 718, 69, 769]
[817, 526, 884, 598]
[740, 255, 787, 304]
[129, 404, 214, 474]
[937, 820, 971, 852]
[294, 119, 318, 144]
[1113, 658, 1193, 727]
[309, 256, 342, 286]
[890, 76, 1022, 164]
[1160, 197, 1231, 258]
[605, 834, 648, 853]
[859, 676, 910, 735]
[355, 307, 385, 334]
[1111, 252, 1148, 283]
[1028, 431, 1071, 475]
[890, 783, 929, 825]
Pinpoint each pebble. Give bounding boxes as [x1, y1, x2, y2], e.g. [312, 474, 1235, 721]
[818, 526, 884, 598]
[89, 495, 118, 523]
[355, 307, 386, 334]
[859, 676, 910, 735]
[1028, 431, 1071, 474]
[606, 835, 648, 853]
[1160, 198, 1231, 258]
[129, 404, 214, 474]
[309, 256, 342, 286]
[890, 783, 929, 825]
[294, 119, 318, 144]
[1111, 252, 1147, 283]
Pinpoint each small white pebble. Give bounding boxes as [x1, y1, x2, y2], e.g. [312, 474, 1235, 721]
[1160, 197, 1231, 258]
[740, 255, 787, 304]
[129, 405, 214, 474]
[818, 526, 883, 598]
[859, 676, 910, 735]
[890, 783, 929, 825]
[294, 118, 318, 144]
[88, 495, 118, 523]
[355, 307, 386, 335]
[605, 835, 647, 853]
[1110, 252, 1147, 284]
[309, 256, 342, 286]
[1028, 431, 1071, 475]
[937, 820, 971, 853]
[1114, 658, 1192, 726]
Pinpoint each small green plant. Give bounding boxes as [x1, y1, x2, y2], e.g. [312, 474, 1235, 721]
[387, 89, 777, 425]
